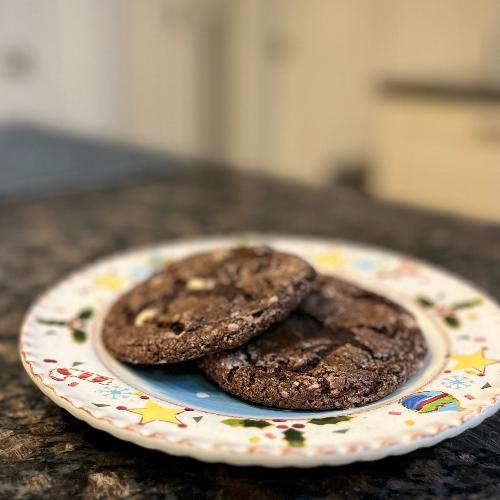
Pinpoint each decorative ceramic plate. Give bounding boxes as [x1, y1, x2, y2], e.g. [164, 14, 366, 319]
[20, 235, 500, 467]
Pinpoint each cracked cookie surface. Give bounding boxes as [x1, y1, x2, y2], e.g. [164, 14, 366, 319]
[102, 246, 316, 364]
[198, 275, 427, 409]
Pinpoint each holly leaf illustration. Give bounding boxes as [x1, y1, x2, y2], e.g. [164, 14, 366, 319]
[283, 428, 305, 448]
[72, 329, 87, 343]
[444, 315, 460, 328]
[221, 418, 270, 429]
[36, 318, 67, 326]
[416, 295, 434, 308]
[308, 416, 353, 425]
[452, 299, 482, 310]
[78, 308, 94, 320]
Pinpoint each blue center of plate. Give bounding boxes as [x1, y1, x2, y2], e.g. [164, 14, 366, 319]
[126, 363, 352, 419]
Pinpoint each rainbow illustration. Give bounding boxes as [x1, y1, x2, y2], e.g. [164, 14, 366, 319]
[400, 391, 462, 413]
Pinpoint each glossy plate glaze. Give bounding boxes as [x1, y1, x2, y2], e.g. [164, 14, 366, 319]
[20, 235, 500, 467]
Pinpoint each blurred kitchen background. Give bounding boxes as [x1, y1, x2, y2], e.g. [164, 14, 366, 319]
[1, 0, 500, 222]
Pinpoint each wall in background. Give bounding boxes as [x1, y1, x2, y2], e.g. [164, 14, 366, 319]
[1, 0, 500, 220]
[0, 0, 373, 182]
[220, 0, 372, 182]
[125, 0, 373, 183]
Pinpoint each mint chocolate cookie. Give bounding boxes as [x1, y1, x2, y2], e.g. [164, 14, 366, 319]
[198, 276, 427, 410]
[102, 247, 316, 364]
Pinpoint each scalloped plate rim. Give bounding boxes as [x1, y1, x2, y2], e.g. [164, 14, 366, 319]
[19, 234, 500, 467]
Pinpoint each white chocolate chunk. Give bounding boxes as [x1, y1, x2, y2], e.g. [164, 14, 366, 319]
[134, 307, 159, 326]
[186, 277, 216, 291]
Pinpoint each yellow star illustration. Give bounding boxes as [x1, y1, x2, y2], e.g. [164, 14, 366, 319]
[450, 349, 500, 374]
[127, 400, 184, 425]
[315, 252, 343, 268]
[95, 275, 128, 291]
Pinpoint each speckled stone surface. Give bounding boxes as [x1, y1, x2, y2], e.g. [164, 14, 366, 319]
[1, 166, 500, 499]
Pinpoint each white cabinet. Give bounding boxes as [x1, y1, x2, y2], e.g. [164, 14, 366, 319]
[0, 0, 127, 139]
[370, 93, 500, 222]
[0, 1, 62, 124]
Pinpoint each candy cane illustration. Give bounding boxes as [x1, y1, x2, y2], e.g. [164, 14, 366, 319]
[49, 367, 112, 387]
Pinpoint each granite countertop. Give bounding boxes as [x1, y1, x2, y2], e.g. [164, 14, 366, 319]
[1, 165, 499, 499]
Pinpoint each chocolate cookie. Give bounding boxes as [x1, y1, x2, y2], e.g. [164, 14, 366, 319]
[198, 276, 427, 410]
[102, 246, 316, 364]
